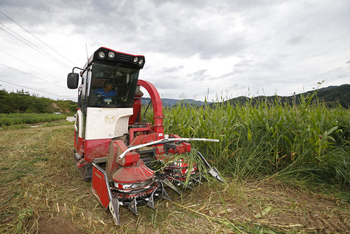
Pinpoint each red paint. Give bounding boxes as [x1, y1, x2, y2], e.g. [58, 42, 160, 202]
[84, 138, 112, 162]
[112, 159, 154, 184]
[91, 166, 110, 209]
[74, 131, 85, 156]
[129, 133, 159, 146]
[109, 140, 140, 167]
[129, 126, 152, 143]
[129, 98, 142, 125]
[137, 80, 164, 135]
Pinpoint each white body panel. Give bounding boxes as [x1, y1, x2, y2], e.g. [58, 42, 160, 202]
[75, 110, 84, 138]
[85, 107, 133, 140]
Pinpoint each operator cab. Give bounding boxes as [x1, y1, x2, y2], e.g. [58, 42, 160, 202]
[67, 47, 145, 112]
[88, 63, 139, 108]
[67, 47, 145, 113]
[67, 47, 146, 169]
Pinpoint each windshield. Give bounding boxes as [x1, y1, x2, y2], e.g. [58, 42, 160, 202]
[88, 63, 139, 108]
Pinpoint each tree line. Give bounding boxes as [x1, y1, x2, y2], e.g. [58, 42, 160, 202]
[225, 84, 350, 109]
[0, 89, 77, 114]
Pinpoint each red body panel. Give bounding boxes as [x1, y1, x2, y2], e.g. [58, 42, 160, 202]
[112, 159, 154, 184]
[107, 140, 154, 184]
[91, 166, 110, 209]
[84, 138, 111, 162]
[137, 80, 164, 136]
[170, 134, 192, 153]
[129, 98, 142, 125]
[74, 131, 84, 155]
[129, 126, 152, 143]
[130, 133, 159, 146]
[74, 135, 111, 162]
[109, 140, 140, 167]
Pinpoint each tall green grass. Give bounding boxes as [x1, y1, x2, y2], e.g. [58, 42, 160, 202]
[0, 113, 66, 126]
[162, 94, 350, 186]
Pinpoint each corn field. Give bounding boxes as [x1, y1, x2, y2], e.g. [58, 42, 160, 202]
[1, 95, 349, 233]
[162, 93, 350, 187]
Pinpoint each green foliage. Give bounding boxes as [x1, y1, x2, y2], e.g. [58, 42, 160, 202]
[225, 84, 350, 109]
[0, 89, 77, 114]
[0, 113, 67, 127]
[163, 94, 350, 186]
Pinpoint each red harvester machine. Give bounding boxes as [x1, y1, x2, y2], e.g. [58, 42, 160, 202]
[67, 47, 222, 225]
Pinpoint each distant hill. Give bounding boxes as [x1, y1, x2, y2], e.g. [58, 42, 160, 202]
[0, 89, 77, 114]
[141, 84, 350, 108]
[225, 84, 350, 108]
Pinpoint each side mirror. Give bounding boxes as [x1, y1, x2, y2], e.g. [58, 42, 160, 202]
[67, 73, 79, 89]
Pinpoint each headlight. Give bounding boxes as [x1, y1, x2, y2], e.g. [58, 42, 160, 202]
[133, 57, 138, 63]
[108, 52, 115, 59]
[138, 59, 144, 65]
[98, 51, 105, 59]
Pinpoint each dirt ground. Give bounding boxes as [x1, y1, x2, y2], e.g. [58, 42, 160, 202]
[221, 181, 350, 233]
[1, 125, 349, 233]
[38, 216, 78, 234]
[35, 179, 350, 234]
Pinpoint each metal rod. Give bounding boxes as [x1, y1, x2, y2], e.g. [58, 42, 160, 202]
[118, 137, 219, 160]
[197, 151, 211, 168]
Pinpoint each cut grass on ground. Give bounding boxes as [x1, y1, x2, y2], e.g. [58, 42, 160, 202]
[0, 125, 349, 233]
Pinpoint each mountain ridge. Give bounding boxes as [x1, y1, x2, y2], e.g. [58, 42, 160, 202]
[145, 84, 350, 108]
[224, 84, 350, 108]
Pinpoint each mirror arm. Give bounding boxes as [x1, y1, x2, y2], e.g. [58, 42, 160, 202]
[72, 67, 84, 73]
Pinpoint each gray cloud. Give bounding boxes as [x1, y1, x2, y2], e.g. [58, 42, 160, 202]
[161, 65, 184, 73]
[152, 79, 180, 90]
[0, 0, 349, 101]
[187, 69, 208, 81]
[286, 35, 305, 45]
[188, 69, 207, 77]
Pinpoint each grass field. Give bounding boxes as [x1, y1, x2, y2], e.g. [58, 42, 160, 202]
[163, 95, 350, 188]
[0, 113, 67, 127]
[1, 120, 350, 233]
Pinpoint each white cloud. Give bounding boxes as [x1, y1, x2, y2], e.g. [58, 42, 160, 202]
[0, 0, 349, 102]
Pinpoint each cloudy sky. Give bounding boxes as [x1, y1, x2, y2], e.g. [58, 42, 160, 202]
[1, 0, 349, 102]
